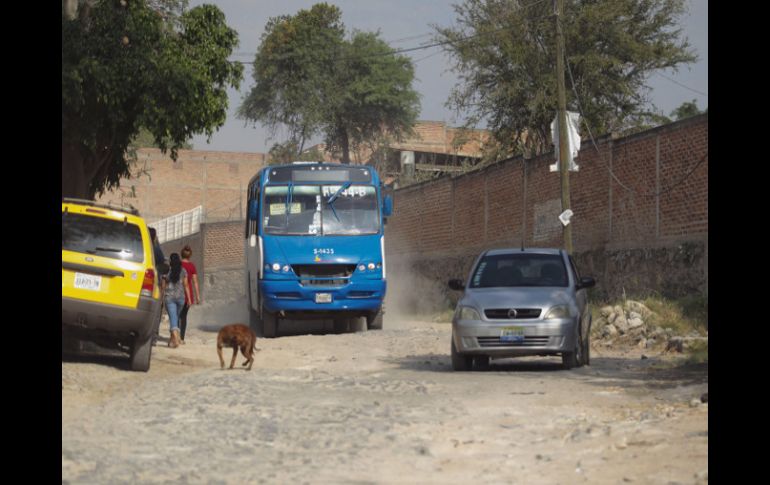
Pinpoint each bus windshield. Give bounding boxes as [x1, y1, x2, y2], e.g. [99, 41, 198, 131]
[263, 185, 379, 236]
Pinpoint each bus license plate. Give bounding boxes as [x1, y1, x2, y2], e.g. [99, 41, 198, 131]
[500, 326, 524, 343]
[74, 272, 101, 291]
[315, 293, 332, 303]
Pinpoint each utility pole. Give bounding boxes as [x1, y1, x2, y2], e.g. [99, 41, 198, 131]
[554, 0, 573, 254]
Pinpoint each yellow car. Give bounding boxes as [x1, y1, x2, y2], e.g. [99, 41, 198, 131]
[62, 198, 163, 371]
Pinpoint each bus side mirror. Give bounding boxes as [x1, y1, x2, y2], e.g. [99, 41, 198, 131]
[383, 195, 393, 217]
[248, 199, 259, 221]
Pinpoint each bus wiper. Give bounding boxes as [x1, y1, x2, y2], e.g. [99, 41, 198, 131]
[327, 182, 351, 205]
[326, 182, 351, 222]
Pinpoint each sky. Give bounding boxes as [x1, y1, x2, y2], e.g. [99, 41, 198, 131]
[189, 0, 708, 154]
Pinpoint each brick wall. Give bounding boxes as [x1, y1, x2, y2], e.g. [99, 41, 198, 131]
[158, 233, 204, 296]
[385, 114, 708, 303]
[125, 117, 707, 306]
[95, 148, 267, 223]
[158, 222, 245, 302]
[202, 221, 245, 270]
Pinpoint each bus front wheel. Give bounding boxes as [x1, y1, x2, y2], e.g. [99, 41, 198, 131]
[261, 306, 277, 338]
[367, 308, 383, 330]
[248, 280, 260, 334]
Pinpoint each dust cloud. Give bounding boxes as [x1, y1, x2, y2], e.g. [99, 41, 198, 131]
[185, 260, 455, 334]
[384, 259, 453, 327]
[187, 297, 249, 333]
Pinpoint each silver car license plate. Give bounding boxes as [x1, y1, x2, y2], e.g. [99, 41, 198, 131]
[500, 326, 524, 343]
[315, 292, 332, 303]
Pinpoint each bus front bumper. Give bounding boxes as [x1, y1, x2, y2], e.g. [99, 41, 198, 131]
[260, 279, 386, 314]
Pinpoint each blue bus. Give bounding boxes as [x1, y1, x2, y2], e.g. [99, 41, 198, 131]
[245, 162, 393, 337]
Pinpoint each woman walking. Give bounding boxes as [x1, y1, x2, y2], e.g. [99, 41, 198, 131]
[179, 245, 201, 344]
[163, 253, 191, 348]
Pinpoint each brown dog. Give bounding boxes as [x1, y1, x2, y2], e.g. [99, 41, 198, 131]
[216, 324, 258, 370]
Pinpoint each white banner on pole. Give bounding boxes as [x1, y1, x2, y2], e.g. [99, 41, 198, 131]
[550, 111, 581, 172]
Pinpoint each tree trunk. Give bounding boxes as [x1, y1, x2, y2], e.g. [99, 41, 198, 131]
[340, 130, 350, 164]
[62, 142, 89, 199]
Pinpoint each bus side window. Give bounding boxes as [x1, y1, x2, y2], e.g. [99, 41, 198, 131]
[245, 182, 260, 237]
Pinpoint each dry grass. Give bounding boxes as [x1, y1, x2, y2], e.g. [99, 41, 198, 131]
[684, 339, 709, 364]
[641, 294, 708, 335]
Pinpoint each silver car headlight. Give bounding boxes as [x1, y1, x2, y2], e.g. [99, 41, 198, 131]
[457, 306, 482, 321]
[544, 304, 572, 319]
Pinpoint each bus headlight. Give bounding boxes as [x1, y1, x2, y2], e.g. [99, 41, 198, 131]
[271, 263, 281, 272]
[367, 262, 375, 270]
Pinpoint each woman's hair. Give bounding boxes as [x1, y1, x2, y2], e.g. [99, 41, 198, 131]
[168, 253, 182, 284]
[181, 245, 192, 259]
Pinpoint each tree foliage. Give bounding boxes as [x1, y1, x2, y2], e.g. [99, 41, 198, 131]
[670, 99, 704, 120]
[130, 126, 192, 150]
[238, 3, 419, 163]
[324, 31, 420, 163]
[436, 0, 697, 159]
[267, 141, 325, 165]
[62, 0, 243, 198]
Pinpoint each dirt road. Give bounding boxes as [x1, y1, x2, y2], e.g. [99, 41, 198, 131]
[62, 312, 708, 484]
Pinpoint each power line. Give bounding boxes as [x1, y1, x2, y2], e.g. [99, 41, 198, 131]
[411, 48, 445, 64]
[565, 56, 708, 198]
[229, 28, 499, 65]
[385, 32, 434, 44]
[655, 148, 707, 197]
[229, 0, 552, 65]
[654, 71, 708, 97]
[564, 56, 635, 193]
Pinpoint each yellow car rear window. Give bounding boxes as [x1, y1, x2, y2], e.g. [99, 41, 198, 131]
[62, 212, 145, 263]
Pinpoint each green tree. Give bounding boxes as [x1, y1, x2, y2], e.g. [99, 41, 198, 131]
[267, 141, 325, 165]
[670, 99, 704, 120]
[62, 0, 243, 198]
[436, 0, 697, 159]
[238, 3, 344, 155]
[238, 3, 419, 163]
[323, 31, 419, 163]
[130, 127, 192, 150]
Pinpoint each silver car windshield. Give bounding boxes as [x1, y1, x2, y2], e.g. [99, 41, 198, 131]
[263, 185, 379, 236]
[470, 253, 568, 288]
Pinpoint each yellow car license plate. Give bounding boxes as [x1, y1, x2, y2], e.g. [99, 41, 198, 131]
[74, 272, 102, 291]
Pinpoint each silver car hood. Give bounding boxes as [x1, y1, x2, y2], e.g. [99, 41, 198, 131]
[461, 287, 573, 310]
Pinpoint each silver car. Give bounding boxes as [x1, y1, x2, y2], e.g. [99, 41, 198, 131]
[448, 248, 596, 371]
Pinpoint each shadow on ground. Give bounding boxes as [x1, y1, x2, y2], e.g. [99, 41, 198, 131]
[194, 314, 369, 337]
[61, 344, 131, 371]
[384, 352, 708, 392]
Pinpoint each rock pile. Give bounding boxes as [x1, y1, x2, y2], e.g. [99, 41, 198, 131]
[592, 300, 707, 352]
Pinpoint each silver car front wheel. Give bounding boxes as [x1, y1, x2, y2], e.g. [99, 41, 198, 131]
[562, 329, 583, 370]
[451, 337, 473, 371]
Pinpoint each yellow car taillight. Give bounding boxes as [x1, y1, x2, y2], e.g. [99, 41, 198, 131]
[141, 268, 155, 297]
